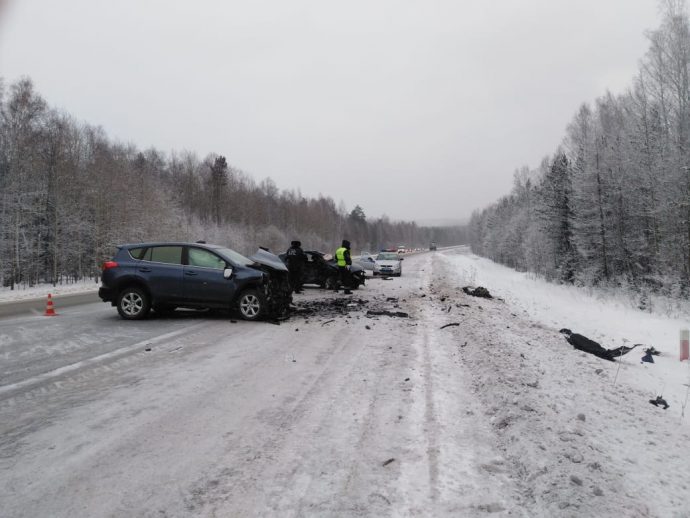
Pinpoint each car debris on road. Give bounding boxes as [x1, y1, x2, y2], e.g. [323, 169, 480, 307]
[559, 329, 642, 362]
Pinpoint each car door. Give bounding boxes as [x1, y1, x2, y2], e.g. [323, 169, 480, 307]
[359, 255, 375, 270]
[183, 247, 236, 305]
[137, 246, 184, 302]
[302, 253, 318, 284]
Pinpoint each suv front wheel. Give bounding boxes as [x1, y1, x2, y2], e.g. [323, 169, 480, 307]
[237, 289, 265, 321]
[117, 286, 151, 320]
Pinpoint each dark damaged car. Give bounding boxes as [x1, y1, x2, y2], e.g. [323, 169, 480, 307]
[278, 250, 366, 290]
[99, 242, 292, 321]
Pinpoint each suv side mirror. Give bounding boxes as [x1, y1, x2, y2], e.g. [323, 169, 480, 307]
[223, 267, 233, 279]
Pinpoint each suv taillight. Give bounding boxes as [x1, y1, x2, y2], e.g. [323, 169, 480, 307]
[102, 261, 119, 270]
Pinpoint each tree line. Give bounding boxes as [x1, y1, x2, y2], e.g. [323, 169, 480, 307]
[469, 1, 690, 301]
[0, 78, 465, 288]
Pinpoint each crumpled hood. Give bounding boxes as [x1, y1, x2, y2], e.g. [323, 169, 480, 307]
[376, 260, 401, 267]
[350, 263, 364, 274]
[249, 249, 289, 272]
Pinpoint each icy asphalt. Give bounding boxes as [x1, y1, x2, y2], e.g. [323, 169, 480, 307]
[0, 249, 688, 517]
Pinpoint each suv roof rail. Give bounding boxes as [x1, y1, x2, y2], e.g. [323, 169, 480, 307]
[196, 240, 206, 244]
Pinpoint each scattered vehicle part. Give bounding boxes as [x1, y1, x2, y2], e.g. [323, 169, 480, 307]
[366, 309, 409, 318]
[440, 323, 460, 329]
[462, 286, 493, 299]
[559, 329, 642, 361]
[649, 396, 669, 409]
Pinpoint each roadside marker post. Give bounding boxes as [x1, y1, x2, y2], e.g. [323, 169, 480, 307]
[681, 329, 689, 362]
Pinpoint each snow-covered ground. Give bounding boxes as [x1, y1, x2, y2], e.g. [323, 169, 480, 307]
[0, 279, 99, 303]
[1, 248, 689, 516]
[444, 248, 690, 421]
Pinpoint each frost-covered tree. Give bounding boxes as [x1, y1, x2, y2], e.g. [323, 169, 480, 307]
[469, 0, 690, 297]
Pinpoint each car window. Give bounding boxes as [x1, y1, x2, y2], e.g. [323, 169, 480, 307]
[148, 246, 183, 265]
[128, 247, 147, 260]
[377, 253, 398, 260]
[188, 247, 226, 269]
[213, 247, 253, 267]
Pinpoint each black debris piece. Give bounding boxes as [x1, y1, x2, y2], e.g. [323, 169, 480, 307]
[366, 310, 409, 318]
[644, 346, 661, 356]
[649, 396, 669, 409]
[641, 350, 655, 364]
[382, 458, 396, 467]
[291, 297, 368, 319]
[321, 319, 335, 326]
[463, 286, 493, 299]
[440, 323, 460, 330]
[365, 325, 371, 330]
[559, 329, 641, 362]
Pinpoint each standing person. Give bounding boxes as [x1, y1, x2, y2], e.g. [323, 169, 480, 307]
[285, 240, 306, 294]
[334, 239, 353, 295]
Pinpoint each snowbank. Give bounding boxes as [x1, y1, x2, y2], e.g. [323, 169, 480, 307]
[0, 280, 99, 303]
[443, 248, 690, 421]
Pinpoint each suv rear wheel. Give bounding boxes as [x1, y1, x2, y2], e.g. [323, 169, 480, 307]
[117, 287, 151, 320]
[237, 289, 264, 321]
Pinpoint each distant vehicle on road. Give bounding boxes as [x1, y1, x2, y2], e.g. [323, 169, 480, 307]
[279, 250, 366, 290]
[397, 245, 406, 254]
[373, 252, 403, 277]
[430, 242, 437, 251]
[99, 242, 292, 321]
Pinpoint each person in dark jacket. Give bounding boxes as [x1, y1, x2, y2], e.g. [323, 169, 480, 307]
[334, 239, 353, 294]
[285, 240, 306, 294]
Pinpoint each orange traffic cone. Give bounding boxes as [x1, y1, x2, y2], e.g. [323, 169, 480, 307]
[45, 293, 57, 316]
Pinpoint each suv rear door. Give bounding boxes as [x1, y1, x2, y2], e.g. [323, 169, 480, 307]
[183, 246, 236, 306]
[137, 246, 184, 303]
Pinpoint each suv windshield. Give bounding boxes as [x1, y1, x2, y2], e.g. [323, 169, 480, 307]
[377, 253, 398, 261]
[215, 247, 253, 267]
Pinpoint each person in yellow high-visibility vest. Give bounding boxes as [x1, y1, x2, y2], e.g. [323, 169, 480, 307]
[334, 239, 353, 294]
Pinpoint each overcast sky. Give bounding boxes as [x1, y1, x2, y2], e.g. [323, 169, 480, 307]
[0, 0, 659, 224]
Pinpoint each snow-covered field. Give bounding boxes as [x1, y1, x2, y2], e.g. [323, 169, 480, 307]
[0, 279, 99, 303]
[444, 248, 690, 422]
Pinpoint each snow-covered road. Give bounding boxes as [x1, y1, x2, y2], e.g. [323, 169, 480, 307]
[0, 249, 688, 517]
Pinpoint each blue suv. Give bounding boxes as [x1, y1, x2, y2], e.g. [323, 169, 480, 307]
[99, 242, 292, 321]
